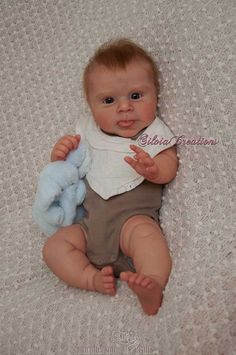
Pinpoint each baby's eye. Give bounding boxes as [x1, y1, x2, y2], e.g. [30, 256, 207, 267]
[130, 92, 142, 100]
[103, 97, 114, 105]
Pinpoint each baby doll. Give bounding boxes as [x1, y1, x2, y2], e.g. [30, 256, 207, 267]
[42, 38, 178, 315]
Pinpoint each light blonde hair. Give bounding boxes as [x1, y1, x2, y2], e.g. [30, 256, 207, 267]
[83, 38, 159, 102]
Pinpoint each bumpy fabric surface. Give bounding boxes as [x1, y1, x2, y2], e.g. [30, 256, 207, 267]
[1, 1, 235, 354]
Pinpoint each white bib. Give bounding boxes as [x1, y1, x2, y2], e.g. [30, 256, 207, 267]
[77, 117, 176, 200]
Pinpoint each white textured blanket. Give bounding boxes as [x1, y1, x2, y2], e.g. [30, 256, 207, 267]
[1, 1, 235, 354]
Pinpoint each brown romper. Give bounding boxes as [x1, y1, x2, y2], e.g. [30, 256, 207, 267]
[77, 178, 163, 277]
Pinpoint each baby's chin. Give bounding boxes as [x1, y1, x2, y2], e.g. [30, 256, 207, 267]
[104, 130, 140, 139]
[101, 126, 145, 139]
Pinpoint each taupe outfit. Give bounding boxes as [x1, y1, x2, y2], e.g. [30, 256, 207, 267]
[77, 179, 162, 277]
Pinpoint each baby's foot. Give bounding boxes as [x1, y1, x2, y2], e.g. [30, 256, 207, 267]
[120, 271, 163, 315]
[93, 266, 116, 296]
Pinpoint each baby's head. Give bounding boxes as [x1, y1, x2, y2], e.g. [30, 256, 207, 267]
[83, 38, 159, 138]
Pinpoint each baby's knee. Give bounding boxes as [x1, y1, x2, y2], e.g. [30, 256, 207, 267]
[42, 224, 86, 262]
[120, 215, 160, 255]
[134, 220, 158, 236]
[128, 216, 160, 239]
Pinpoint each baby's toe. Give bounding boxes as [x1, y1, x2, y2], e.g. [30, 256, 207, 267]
[128, 274, 139, 284]
[103, 275, 114, 283]
[120, 271, 133, 281]
[141, 277, 153, 287]
[134, 274, 146, 285]
[147, 282, 155, 289]
[101, 266, 113, 276]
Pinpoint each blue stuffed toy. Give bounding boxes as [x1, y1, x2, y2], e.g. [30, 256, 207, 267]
[32, 142, 90, 236]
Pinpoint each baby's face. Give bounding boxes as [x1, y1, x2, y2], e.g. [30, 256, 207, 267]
[86, 60, 157, 138]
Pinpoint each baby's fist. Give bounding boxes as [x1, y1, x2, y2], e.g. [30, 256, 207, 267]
[51, 135, 80, 162]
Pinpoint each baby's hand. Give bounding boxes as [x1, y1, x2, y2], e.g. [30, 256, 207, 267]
[50, 135, 81, 162]
[124, 144, 159, 181]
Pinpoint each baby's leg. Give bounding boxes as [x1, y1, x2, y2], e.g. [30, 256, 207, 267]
[119, 215, 172, 315]
[42, 224, 116, 295]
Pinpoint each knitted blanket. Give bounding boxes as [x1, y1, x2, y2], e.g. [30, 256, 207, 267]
[1, 1, 235, 354]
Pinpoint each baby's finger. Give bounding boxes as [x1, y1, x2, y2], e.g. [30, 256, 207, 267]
[75, 134, 81, 143]
[130, 144, 143, 152]
[124, 156, 138, 169]
[131, 145, 150, 160]
[130, 144, 147, 155]
[70, 135, 80, 149]
[57, 138, 73, 150]
[60, 136, 77, 150]
[56, 145, 69, 155]
[55, 149, 67, 160]
[67, 135, 80, 149]
[142, 156, 155, 167]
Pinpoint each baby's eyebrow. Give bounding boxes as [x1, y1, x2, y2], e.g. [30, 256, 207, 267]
[95, 92, 113, 99]
[131, 85, 150, 91]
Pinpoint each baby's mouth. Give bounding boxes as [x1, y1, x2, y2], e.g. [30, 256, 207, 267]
[117, 120, 136, 128]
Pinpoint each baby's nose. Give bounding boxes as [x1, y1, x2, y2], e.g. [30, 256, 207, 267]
[117, 96, 133, 111]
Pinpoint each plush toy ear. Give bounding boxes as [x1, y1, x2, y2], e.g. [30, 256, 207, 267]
[78, 148, 91, 178]
[59, 184, 79, 226]
[35, 175, 62, 211]
[40, 161, 79, 188]
[66, 143, 87, 167]
[76, 180, 86, 203]
[66, 142, 91, 178]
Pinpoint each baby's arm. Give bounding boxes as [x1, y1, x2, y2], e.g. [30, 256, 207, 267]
[51, 135, 81, 162]
[124, 145, 178, 184]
